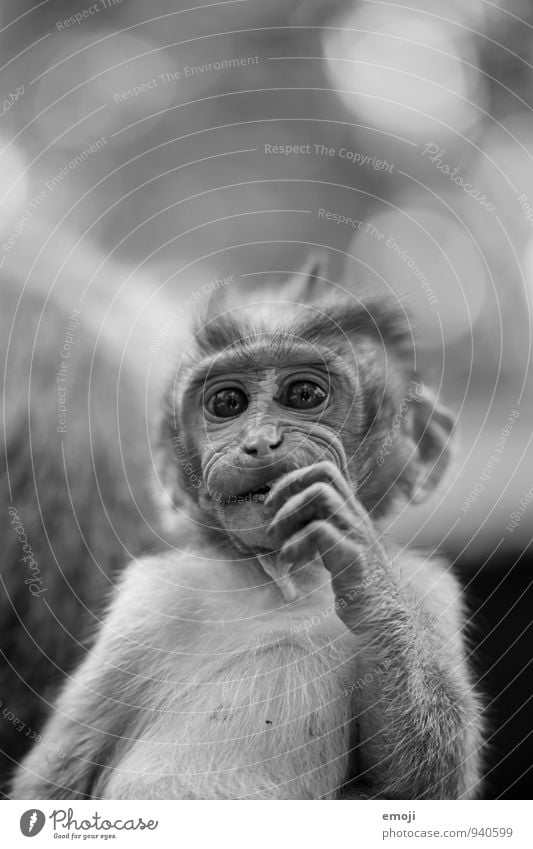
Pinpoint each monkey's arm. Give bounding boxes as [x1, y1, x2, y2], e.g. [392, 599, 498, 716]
[267, 463, 483, 800]
[9, 638, 138, 800]
[9, 559, 162, 800]
[344, 552, 482, 800]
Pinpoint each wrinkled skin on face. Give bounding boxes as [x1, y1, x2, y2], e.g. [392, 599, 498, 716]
[200, 368, 352, 552]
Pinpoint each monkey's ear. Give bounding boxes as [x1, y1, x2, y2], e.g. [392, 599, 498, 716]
[404, 386, 455, 502]
[151, 387, 191, 532]
[282, 252, 329, 303]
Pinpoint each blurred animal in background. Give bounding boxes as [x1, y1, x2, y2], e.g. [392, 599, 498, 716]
[10, 256, 483, 799]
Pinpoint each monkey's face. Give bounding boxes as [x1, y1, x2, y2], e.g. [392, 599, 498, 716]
[178, 340, 357, 554]
[161, 299, 454, 556]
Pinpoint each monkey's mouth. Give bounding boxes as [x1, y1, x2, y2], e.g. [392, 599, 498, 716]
[244, 484, 272, 502]
[218, 480, 278, 506]
[224, 483, 273, 504]
[208, 462, 291, 507]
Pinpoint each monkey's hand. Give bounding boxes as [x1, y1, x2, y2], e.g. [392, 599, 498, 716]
[268, 462, 482, 800]
[266, 461, 387, 630]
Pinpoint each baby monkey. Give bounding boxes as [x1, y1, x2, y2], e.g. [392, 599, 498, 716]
[11, 259, 482, 800]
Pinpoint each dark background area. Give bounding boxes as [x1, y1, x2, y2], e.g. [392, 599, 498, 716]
[464, 552, 533, 799]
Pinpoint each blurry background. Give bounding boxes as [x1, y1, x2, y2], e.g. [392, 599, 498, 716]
[0, 0, 532, 798]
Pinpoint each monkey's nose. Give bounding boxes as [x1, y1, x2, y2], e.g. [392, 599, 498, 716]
[242, 426, 283, 456]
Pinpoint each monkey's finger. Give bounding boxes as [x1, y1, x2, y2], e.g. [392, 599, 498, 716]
[267, 461, 353, 512]
[267, 482, 352, 543]
[279, 519, 338, 565]
[320, 536, 390, 615]
[279, 518, 350, 563]
[280, 521, 366, 598]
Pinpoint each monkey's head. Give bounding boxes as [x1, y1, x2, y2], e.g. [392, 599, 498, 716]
[158, 257, 454, 556]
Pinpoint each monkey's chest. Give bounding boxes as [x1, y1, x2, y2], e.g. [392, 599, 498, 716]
[108, 606, 359, 800]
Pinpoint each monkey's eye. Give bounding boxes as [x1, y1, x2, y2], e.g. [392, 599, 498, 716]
[282, 381, 327, 410]
[206, 387, 248, 418]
